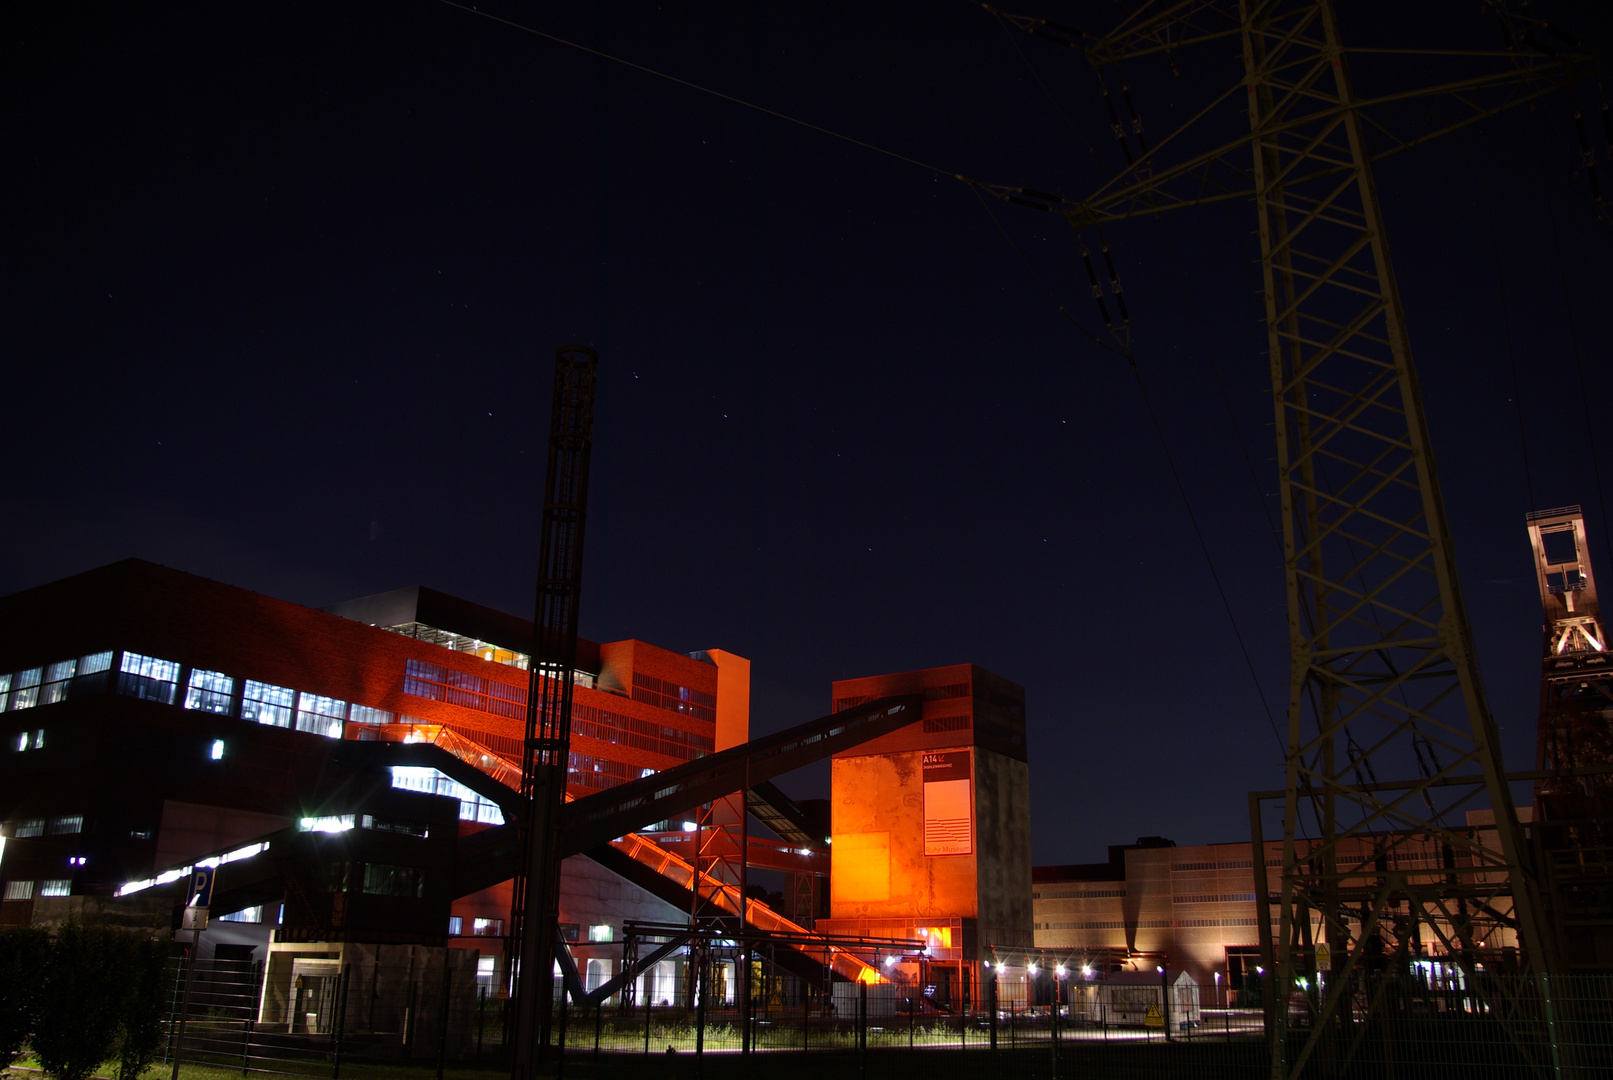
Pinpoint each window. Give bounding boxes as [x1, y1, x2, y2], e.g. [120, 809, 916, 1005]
[388, 766, 505, 825]
[298, 815, 355, 833]
[1543, 529, 1578, 565]
[185, 669, 235, 715]
[39, 660, 76, 706]
[241, 681, 295, 727]
[210, 740, 225, 760]
[14, 819, 44, 838]
[472, 917, 504, 936]
[47, 816, 83, 835]
[360, 815, 429, 838]
[0, 673, 10, 711]
[118, 653, 180, 704]
[349, 704, 394, 726]
[13, 731, 27, 752]
[10, 669, 42, 711]
[448, 916, 464, 935]
[362, 863, 423, 898]
[74, 651, 114, 696]
[39, 880, 71, 897]
[295, 693, 348, 738]
[219, 907, 263, 924]
[586, 924, 614, 943]
[3, 880, 33, 900]
[326, 862, 351, 893]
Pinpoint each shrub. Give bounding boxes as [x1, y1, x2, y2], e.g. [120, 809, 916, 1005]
[32, 922, 137, 1080]
[0, 926, 51, 1068]
[114, 936, 172, 1080]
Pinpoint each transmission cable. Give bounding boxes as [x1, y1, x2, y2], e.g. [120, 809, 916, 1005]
[435, 0, 963, 180]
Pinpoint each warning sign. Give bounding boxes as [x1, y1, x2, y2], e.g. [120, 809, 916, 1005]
[922, 751, 973, 857]
[1144, 1003, 1164, 1028]
[1315, 942, 1332, 971]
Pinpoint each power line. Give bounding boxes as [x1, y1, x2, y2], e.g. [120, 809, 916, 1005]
[435, 0, 962, 180]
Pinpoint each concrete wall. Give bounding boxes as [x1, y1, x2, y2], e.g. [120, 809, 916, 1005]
[974, 748, 1032, 949]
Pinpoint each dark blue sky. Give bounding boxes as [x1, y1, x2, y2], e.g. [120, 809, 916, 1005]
[6, 1, 1612, 864]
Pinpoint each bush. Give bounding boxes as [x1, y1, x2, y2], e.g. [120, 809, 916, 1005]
[32, 922, 172, 1080]
[114, 937, 173, 1080]
[0, 926, 51, 1068]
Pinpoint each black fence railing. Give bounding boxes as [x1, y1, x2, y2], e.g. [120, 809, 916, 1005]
[159, 962, 1613, 1080]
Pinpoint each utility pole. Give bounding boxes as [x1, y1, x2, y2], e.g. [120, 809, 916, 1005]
[509, 346, 598, 1080]
[983, 2, 1596, 1075]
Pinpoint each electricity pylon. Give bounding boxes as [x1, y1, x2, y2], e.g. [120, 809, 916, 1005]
[984, 1, 1595, 1074]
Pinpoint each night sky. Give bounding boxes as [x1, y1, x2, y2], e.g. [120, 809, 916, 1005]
[6, 1, 1612, 866]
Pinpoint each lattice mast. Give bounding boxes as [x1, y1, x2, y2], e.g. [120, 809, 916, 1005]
[509, 346, 598, 1080]
[979, 1, 1594, 1074]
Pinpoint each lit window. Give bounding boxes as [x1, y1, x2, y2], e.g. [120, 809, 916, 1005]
[219, 906, 263, 924]
[10, 669, 42, 711]
[298, 815, 355, 833]
[32, 730, 43, 750]
[295, 693, 348, 739]
[241, 681, 295, 728]
[39, 660, 76, 706]
[185, 670, 236, 715]
[362, 863, 423, 898]
[13, 732, 25, 752]
[118, 653, 180, 705]
[14, 819, 44, 838]
[39, 880, 71, 897]
[47, 816, 83, 835]
[0, 673, 10, 711]
[587, 924, 614, 943]
[210, 739, 225, 760]
[349, 704, 394, 726]
[448, 916, 464, 935]
[472, 917, 504, 936]
[80, 651, 114, 675]
[4, 880, 34, 900]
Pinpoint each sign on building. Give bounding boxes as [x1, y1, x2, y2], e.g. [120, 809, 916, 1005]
[922, 750, 972, 856]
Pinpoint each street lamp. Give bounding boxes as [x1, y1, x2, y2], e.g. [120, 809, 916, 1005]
[1214, 970, 1221, 1009]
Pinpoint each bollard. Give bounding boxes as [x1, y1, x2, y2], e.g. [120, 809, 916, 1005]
[331, 965, 351, 1080]
[434, 965, 452, 1080]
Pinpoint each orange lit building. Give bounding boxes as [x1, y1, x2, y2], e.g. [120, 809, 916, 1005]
[816, 663, 1033, 1008]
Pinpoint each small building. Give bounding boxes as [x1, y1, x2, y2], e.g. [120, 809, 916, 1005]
[1094, 969, 1200, 1028]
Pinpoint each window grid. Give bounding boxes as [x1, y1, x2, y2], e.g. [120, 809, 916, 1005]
[184, 669, 235, 715]
[39, 660, 77, 705]
[295, 693, 348, 739]
[118, 653, 180, 705]
[39, 880, 72, 897]
[242, 681, 295, 728]
[11, 669, 42, 711]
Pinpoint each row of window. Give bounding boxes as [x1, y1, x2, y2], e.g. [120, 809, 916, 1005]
[1172, 893, 1259, 905]
[629, 672, 716, 723]
[1032, 888, 1127, 900]
[325, 861, 425, 898]
[2, 649, 372, 742]
[3, 879, 71, 900]
[447, 915, 505, 936]
[1170, 859, 1283, 872]
[9, 815, 83, 838]
[1035, 917, 1274, 931]
[402, 665, 714, 761]
[389, 766, 506, 825]
[833, 683, 971, 715]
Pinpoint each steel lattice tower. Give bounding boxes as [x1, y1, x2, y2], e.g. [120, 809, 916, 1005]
[983, 1, 1596, 1074]
[509, 346, 597, 1080]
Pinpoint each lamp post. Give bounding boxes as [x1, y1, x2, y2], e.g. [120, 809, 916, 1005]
[1158, 964, 1170, 1042]
[1214, 970, 1221, 1010]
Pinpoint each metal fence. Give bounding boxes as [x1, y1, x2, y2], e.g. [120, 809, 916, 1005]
[160, 963, 1613, 1080]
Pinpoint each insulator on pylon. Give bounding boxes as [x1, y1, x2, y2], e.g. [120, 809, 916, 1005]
[1101, 244, 1130, 324]
[1101, 87, 1133, 165]
[1576, 110, 1602, 201]
[1080, 246, 1113, 328]
[1121, 82, 1150, 159]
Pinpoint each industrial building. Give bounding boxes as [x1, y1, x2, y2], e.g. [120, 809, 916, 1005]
[0, 558, 1034, 1020]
